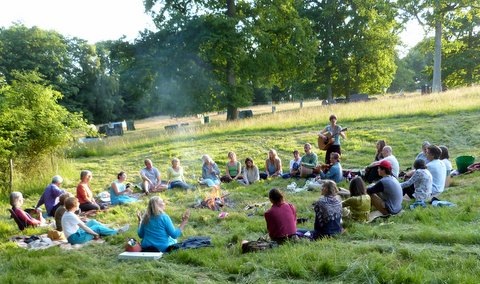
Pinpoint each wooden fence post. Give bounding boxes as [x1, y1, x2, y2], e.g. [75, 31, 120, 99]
[9, 158, 13, 193]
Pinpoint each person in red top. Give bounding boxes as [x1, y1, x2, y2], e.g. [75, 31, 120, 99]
[264, 188, 297, 244]
[76, 170, 102, 212]
[10, 191, 45, 227]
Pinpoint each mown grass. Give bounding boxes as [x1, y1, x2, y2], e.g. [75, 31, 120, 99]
[1, 86, 480, 283]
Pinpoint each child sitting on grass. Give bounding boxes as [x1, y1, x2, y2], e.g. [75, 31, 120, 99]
[61, 197, 128, 245]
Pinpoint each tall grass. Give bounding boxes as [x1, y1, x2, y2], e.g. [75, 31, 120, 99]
[1, 86, 480, 283]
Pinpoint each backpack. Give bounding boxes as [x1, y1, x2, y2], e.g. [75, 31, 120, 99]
[241, 238, 278, 253]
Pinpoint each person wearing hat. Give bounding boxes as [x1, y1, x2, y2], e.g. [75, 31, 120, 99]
[35, 175, 66, 217]
[366, 160, 403, 215]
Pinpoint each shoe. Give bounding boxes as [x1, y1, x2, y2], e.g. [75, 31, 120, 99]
[117, 224, 130, 234]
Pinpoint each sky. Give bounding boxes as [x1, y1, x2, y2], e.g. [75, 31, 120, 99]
[0, 0, 425, 53]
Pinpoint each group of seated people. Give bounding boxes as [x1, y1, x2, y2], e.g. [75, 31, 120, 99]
[9, 139, 454, 249]
[200, 143, 345, 189]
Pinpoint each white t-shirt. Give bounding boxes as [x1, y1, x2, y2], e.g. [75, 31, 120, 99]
[441, 159, 452, 174]
[61, 211, 81, 239]
[382, 155, 400, 178]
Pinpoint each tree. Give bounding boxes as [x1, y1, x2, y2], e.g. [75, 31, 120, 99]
[398, 0, 480, 92]
[144, 0, 316, 120]
[0, 71, 87, 192]
[442, 7, 480, 87]
[299, 0, 399, 99]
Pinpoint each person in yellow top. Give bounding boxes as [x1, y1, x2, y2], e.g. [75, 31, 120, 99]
[342, 177, 371, 222]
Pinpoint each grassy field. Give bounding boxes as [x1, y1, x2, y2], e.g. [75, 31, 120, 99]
[1, 86, 480, 283]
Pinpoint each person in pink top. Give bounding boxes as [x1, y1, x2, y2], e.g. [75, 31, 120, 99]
[264, 188, 297, 244]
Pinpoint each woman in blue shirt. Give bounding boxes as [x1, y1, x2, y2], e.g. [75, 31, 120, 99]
[137, 196, 190, 252]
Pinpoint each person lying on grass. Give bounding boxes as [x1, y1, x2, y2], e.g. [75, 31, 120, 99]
[61, 197, 128, 245]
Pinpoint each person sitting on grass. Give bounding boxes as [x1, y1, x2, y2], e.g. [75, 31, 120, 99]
[366, 160, 403, 216]
[55, 192, 74, 231]
[299, 143, 318, 178]
[166, 158, 193, 190]
[35, 175, 66, 217]
[201, 154, 221, 189]
[109, 171, 138, 205]
[140, 159, 167, 194]
[239, 157, 260, 185]
[342, 177, 371, 222]
[439, 145, 452, 188]
[374, 140, 386, 161]
[137, 196, 190, 252]
[415, 141, 431, 164]
[77, 170, 105, 212]
[260, 149, 283, 179]
[316, 152, 343, 183]
[426, 145, 446, 198]
[220, 151, 242, 183]
[61, 197, 129, 245]
[364, 146, 400, 182]
[264, 188, 297, 244]
[400, 159, 432, 208]
[282, 149, 302, 179]
[312, 180, 343, 239]
[10, 191, 46, 227]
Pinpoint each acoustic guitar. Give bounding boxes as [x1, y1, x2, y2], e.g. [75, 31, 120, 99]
[317, 127, 348, 150]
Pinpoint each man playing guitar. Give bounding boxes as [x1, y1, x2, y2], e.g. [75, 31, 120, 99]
[318, 114, 347, 164]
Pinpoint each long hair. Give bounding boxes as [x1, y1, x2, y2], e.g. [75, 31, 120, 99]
[376, 140, 386, 155]
[349, 177, 366, 196]
[245, 157, 254, 169]
[142, 196, 165, 225]
[439, 146, 449, 159]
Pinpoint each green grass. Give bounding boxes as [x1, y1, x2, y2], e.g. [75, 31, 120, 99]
[1, 86, 480, 283]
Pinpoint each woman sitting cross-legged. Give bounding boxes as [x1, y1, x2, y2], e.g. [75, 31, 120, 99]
[137, 196, 190, 252]
[61, 197, 129, 245]
[400, 159, 432, 208]
[109, 171, 138, 205]
[10, 191, 46, 227]
[239, 157, 260, 185]
[200, 154, 221, 189]
[77, 170, 104, 212]
[167, 158, 193, 190]
[220, 151, 243, 183]
[260, 149, 283, 179]
[312, 180, 343, 239]
[342, 177, 371, 222]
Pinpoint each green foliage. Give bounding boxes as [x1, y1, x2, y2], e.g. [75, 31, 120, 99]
[0, 71, 88, 193]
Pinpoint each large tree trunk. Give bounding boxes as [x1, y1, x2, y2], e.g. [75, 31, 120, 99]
[432, 0, 442, 93]
[226, 0, 238, 121]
